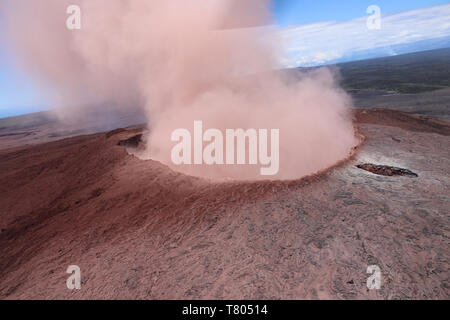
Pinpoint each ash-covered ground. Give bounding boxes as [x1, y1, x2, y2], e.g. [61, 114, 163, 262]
[1, 49, 449, 299]
[0, 108, 448, 299]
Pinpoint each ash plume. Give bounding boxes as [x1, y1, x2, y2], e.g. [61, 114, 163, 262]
[2, 0, 358, 180]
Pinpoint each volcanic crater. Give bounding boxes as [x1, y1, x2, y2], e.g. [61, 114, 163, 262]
[0, 108, 448, 299]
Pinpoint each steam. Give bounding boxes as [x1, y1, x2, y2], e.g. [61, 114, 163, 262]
[2, 0, 358, 180]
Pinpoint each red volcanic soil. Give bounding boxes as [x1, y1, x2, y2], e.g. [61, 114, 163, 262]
[0, 109, 449, 299]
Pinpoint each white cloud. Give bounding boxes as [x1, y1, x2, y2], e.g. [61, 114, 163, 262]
[278, 4, 450, 67]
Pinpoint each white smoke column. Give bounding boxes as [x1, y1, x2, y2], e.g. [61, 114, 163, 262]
[1, 0, 358, 180]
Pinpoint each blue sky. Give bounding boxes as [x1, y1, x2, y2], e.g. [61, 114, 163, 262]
[1, 0, 450, 118]
[271, 0, 450, 26]
[0, 44, 47, 118]
[279, 2, 450, 67]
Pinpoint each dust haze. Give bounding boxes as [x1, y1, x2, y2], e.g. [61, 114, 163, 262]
[2, 0, 358, 180]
